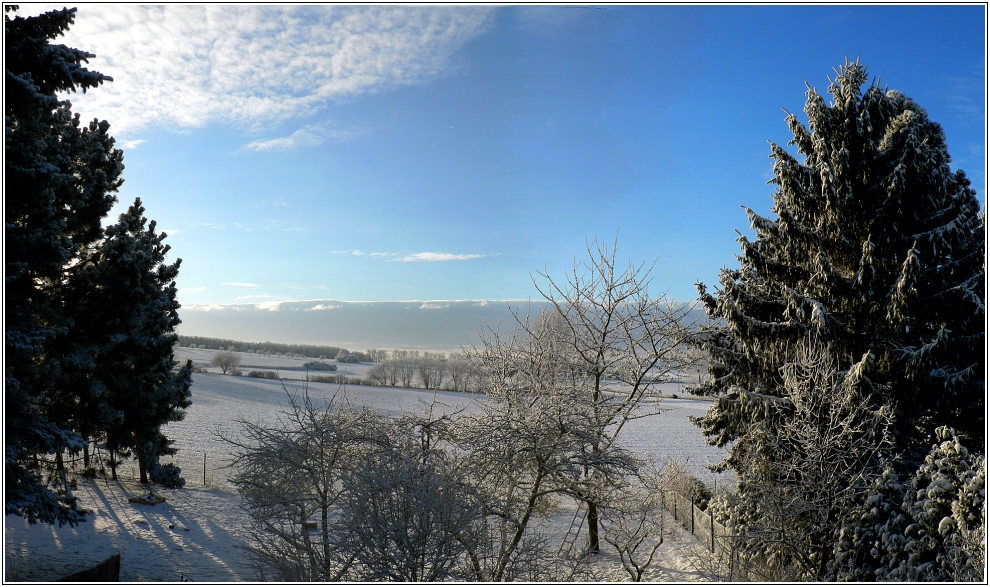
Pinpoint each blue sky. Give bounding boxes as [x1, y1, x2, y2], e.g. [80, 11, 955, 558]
[34, 4, 987, 308]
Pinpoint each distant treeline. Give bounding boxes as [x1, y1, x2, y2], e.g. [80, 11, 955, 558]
[177, 335, 388, 363]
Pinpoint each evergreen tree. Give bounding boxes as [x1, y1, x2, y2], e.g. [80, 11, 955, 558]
[694, 61, 984, 579]
[55, 199, 192, 485]
[5, 6, 192, 521]
[5, 5, 120, 525]
[695, 60, 984, 469]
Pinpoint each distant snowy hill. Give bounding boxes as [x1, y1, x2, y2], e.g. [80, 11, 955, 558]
[178, 299, 706, 352]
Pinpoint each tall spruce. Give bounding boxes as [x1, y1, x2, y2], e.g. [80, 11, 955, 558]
[5, 5, 120, 525]
[55, 200, 192, 485]
[695, 60, 985, 470]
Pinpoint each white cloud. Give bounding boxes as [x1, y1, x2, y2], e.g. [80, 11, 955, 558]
[234, 294, 275, 301]
[159, 228, 180, 236]
[241, 121, 367, 152]
[120, 139, 146, 149]
[242, 125, 324, 152]
[398, 252, 485, 262]
[223, 282, 259, 288]
[256, 301, 285, 311]
[183, 304, 227, 312]
[339, 249, 485, 262]
[29, 5, 494, 135]
[420, 302, 450, 310]
[308, 303, 342, 311]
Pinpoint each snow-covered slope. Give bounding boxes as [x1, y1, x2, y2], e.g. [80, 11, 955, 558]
[5, 371, 732, 581]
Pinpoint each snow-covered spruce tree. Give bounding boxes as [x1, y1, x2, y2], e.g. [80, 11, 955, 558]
[5, 5, 120, 525]
[50, 199, 191, 486]
[695, 60, 984, 466]
[694, 60, 984, 580]
[831, 427, 986, 581]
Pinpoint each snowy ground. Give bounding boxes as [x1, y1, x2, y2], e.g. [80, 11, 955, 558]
[5, 349, 733, 582]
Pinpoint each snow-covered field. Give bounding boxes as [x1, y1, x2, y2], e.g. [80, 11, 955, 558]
[5, 348, 733, 582]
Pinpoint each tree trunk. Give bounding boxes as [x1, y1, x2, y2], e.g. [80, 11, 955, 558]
[109, 449, 118, 480]
[587, 500, 600, 553]
[139, 457, 148, 484]
[55, 451, 66, 490]
[83, 445, 90, 469]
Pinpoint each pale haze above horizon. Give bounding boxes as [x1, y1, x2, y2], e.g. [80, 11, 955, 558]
[22, 4, 986, 343]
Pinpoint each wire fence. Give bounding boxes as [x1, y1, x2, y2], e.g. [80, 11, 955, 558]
[662, 489, 778, 581]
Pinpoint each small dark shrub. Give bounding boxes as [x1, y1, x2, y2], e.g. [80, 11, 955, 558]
[150, 463, 186, 488]
[674, 472, 713, 510]
[303, 361, 337, 371]
[309, 374, 340, 383]
[248, 370, 279, 379]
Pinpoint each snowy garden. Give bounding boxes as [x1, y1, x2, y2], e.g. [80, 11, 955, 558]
[6, 6, 984, 583]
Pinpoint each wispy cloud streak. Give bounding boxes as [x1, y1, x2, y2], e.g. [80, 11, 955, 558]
[346, 249, 486, 262]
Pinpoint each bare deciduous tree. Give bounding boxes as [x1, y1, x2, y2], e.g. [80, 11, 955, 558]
[216, 391, 383, 581]
[445, 357, 476, 392]
[461, 310, 642, 580]
[416, 357, 446, 390]
[476, 237, 695, 553]
[395, 358, 416, 388]
[600, 463, 672, 581]
[330, 409, 483, 581]
[210, 350, 241, 375]
[712, 338, 895, 580]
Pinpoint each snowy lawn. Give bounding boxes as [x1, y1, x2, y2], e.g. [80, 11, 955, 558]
[5, 371, 733, 582]
[5, 479, 253, 582]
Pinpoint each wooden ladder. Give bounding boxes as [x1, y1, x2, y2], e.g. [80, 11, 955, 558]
[559, 500, 588, 557]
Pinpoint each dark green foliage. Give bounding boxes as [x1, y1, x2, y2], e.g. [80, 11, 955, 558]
[693, 61, 984, 580]
[5, 6, 191, 521]
[55, 200, 192, 485]
[5, 5, 119, 525]
[695, 60, 984, 467]
[150, 463, 186, 489]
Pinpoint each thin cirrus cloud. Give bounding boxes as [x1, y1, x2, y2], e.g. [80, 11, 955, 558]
[32, 5, 495, 135]
[240, 121, 367, 152]
[222, 282, 260, 288]
[348, 250, 485, 262]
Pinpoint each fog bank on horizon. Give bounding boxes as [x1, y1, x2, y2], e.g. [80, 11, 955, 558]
[178, 299, 705, 353]
[177, 300, 543, 352]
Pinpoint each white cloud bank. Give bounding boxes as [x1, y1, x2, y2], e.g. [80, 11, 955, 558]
[31, 5, 494, 134]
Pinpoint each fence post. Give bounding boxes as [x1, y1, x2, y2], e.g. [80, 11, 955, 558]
[711, 511, 715, 552]
[203, 452, 207, 485]
[690, 500, 694, 534]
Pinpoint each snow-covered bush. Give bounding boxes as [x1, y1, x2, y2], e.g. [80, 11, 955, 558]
[330, 419, 482, 581]
[150, 463, 186, 489]
[833, 427, 985, 581]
